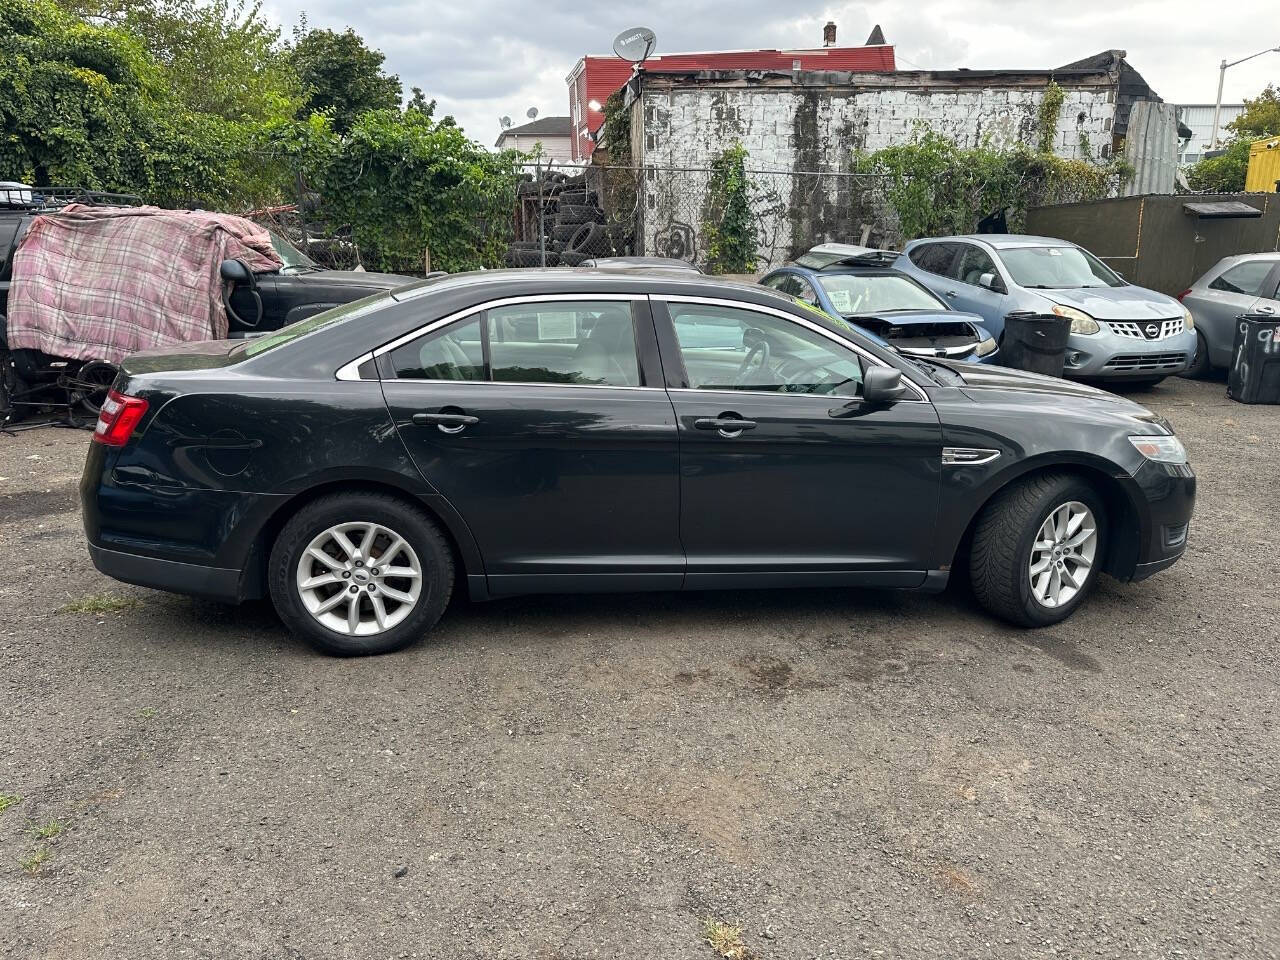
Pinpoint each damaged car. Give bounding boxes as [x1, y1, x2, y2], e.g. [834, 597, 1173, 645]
[760, 244, 999, 363]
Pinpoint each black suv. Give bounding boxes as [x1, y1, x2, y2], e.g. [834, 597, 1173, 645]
[0, 186, 413, 418]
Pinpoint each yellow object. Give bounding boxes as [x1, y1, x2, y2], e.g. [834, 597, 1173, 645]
[1245, 135, 1280, 192]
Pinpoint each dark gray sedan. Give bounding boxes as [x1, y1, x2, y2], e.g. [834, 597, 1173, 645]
[1179, 253, 1280, 377]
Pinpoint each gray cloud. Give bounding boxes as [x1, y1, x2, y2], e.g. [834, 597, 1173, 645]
[261, 0, 1280, 145]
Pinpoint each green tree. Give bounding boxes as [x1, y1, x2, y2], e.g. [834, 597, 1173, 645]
[288, 25, 402, 133]
[1186, 86, 1280, 192]
[1227, 84, 1280, 140]
[54, 0, 301, 126]
[0, 0, 241, 206]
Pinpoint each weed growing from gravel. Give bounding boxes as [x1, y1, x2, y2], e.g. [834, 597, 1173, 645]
[30, 820, 63, 840]
[19, 847, 49, 875]
[0, 794, 19, 814]
[58, 593, 141, 614]
[702, 918, 753, 959]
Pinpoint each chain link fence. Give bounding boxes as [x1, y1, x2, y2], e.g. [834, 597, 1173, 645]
[249, 161, 896, 275]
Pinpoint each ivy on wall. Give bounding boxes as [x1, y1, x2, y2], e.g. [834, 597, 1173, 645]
[702, 143, 758, 274]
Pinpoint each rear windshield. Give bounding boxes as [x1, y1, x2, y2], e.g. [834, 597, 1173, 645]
[1000, 246, 1125, 289]
[239, 294, 390, 357]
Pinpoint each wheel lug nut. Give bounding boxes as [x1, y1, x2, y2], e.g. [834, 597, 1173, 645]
[342, 571, 351, 579]
[349, 585, 359, 593]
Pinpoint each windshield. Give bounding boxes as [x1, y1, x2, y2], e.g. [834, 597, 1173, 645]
[269, 231, 319, 274]
[1000, 246, 1124, 289]
[239, 294, 388, 357]
[818, 273, 947, 315]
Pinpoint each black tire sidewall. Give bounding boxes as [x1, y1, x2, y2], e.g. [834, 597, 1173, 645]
[1014, 480, 1107, 627]
[268, 495, 453, 656]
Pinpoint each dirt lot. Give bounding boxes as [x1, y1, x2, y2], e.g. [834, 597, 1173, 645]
[1, 375, 1277, 960]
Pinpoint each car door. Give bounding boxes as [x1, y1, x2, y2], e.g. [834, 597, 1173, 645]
[944, 242, 1010, 334]
[379, 294, 682, 595]
[653, 296, 943, 588]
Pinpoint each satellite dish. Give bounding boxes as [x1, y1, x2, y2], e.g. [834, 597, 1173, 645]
[613, 26, 657, 63]
[526, 107, 539, 119]
[500, 116, 512, 129]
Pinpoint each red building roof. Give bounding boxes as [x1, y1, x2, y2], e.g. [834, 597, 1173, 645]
[567, 44, 896, 160]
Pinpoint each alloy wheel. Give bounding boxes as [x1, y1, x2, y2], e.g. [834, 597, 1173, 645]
[295, 521, 422, 636]
[1028, 501, 1098, 608]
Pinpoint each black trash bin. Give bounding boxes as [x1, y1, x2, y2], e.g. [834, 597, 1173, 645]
[1227, 312, 1280, 404]
[1001, 311, 1072, 377]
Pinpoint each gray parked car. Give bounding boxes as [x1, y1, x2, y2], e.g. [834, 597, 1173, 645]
[896, 235, 1198, 385]
[1178, 253, 1280, 378]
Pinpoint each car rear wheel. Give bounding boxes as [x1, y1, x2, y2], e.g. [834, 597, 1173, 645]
[268, 493, 454, 656]
[969, 473, 1106, 627]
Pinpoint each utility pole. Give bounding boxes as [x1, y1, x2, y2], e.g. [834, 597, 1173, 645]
[1210, 45, 1280, 150]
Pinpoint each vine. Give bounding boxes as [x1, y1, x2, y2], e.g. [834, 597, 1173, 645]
[702, 143, 758, 274]
[856, 128, 1133, 242]
[1036, 80, 1066, 154]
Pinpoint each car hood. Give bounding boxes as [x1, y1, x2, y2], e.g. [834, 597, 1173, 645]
[1038, 285, 1181, 321]
[942, 361, 1168, 429]
[850, 309, 987, 329]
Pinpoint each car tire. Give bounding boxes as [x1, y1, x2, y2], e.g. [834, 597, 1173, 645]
[1181, 331, 1212, 379]
[268, 492, 454, 656]
[969, 472, 1106, 628]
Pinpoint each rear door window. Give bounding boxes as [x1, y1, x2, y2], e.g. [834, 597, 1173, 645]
[1210, 261, 1274, 297]
[907, 242, 960, 277]
[389, 300, 642, 388]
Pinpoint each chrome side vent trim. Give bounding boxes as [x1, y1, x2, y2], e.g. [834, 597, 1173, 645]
[942, 447, 1001, 466]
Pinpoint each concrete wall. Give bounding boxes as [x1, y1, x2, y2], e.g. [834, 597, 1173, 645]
[633, 75, 1118, 270]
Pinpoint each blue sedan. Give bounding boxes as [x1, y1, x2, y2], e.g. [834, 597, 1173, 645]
[760, 244, 999, 363]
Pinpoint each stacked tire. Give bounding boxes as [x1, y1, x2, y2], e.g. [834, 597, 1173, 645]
[505, 171, 630, 267]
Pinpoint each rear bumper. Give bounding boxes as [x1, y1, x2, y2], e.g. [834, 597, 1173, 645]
[88, 543, 244, 602]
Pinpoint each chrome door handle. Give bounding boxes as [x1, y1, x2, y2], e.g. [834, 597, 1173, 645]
[1256, 305, 1276, 315]
[694, 416, 757, 437]
[412, 412, 479, 434]
[944, 290, 958, 297]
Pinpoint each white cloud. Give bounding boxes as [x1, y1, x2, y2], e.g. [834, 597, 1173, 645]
[260, 0, 1280, 145]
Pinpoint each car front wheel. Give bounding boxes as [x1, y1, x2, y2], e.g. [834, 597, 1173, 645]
[969, 473, 1106, 627]
[268, 492, 454, 656]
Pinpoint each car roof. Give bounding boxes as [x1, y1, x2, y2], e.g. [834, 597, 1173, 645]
[391, 267, 796, 304]
[914, 234, 1077, 250]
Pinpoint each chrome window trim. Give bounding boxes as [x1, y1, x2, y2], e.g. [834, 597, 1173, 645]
[656, 294, 929, 402]
[335, 352, 373, 381]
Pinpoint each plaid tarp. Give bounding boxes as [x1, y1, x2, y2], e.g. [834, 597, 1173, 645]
[6, 204, 283, 363]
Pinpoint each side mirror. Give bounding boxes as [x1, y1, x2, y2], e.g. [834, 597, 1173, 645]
[978, 272, 999, 291]
[862, 366, 908, 405]
[220, 258, 251, 283]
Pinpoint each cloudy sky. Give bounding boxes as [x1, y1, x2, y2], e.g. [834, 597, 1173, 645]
[261, 0, 1280, 144]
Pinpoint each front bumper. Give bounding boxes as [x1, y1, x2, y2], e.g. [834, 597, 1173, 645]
[1125, 459, 1196, 581]
[1063, 327, 1198, 379]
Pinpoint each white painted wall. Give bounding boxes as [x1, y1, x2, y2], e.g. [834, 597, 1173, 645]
[635, 82, 1118, 268]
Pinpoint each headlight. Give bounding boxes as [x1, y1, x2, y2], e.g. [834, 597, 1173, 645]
[1181, 305, 1196, 331]
[1051, 304, 1100, 335]
[975, 336, 998, 357]
[1128, 435, 1188, 464]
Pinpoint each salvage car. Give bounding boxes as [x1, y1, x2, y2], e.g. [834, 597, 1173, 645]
[82, 270, 1195, 656]
[1178, 252, 1280, 378]
[761, 244, 998, 362]
[0, 189, 411, 418]
[897, 235, 1198, 385]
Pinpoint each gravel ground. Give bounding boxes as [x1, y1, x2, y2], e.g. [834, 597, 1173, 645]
[0, 375, 1277, 960]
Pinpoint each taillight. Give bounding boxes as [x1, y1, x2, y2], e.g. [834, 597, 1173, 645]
[93, 389, 149, 446]
[1175, 289, 1191, 302]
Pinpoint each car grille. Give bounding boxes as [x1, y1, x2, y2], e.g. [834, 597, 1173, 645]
[1102, 353, 1188, 371]
[1107, 318, 1184, 340]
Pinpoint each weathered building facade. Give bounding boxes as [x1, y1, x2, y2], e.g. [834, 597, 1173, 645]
[623, 51, 1162, 268]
